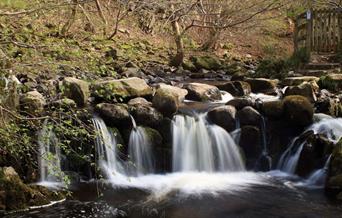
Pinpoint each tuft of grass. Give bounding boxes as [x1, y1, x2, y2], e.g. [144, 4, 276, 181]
[0, 0, 28, 9]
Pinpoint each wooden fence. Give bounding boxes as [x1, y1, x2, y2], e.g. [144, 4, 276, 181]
[294, 8, 342, 55]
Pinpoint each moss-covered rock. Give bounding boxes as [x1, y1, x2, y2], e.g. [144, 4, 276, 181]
[20, 90, 46, 115]
[318, 74, 342, 93]
[284, 82, 318, 102]
[190, 55, 222, 70]
[92, 77, 153, 102]
[282, 95, 314, 126]
[261, 100, 284, 118]
[0, 167, 64, 211]
[142, 127, 163, 147]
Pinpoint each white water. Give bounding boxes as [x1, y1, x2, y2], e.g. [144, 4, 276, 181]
[37, 121, 64, 187]
[128, 116, 154, 176]
[92, 117, 125, 177]
[278, 117, 342, 175]
[172, 113, 245, 172]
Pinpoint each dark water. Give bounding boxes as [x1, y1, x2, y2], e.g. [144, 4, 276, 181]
[4, 177, 342, 218]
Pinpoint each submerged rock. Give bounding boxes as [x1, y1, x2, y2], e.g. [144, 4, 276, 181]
[283, 95, 314, 126]
[327, 139, 342, 199]
[20, 90, 46, 115]
[207, 105, 237, 132]
[62, 77, 90, 107]
[184, 83, 221, 102]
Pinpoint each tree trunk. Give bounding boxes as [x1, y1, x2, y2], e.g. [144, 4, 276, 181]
[60, 0, 78, 36]
[201, 28, 221, 51]
[170, 20, 184, 67]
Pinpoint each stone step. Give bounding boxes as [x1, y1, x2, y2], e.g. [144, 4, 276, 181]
[296, 69, 329, 77]
[303, 63, 340, 70]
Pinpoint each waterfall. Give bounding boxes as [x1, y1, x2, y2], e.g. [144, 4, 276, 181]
[172, 113, 245, 172]
[92, 116, 125, 177]
[304, 155, 332, 187]
[38, 121, 63, 186]
[92, 116, 154, 178]
[278, 117, 342, 175]
[128, 116, 154, 176]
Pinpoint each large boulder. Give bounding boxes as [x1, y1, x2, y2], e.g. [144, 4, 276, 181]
[93, 77, 153, 101]
[237, 106, 262, 127]
[190, 55, 222, 70]
[129, 105, 163, 128]
[239, 126, 262, 167]
[216, 81, 251, 96]
[284, 82, 317, 102]
[20, 91, 46, 115]
[207, 105, 237, 132]
[62, 77, 90, 107]
[283, 95, 314, 126]
[261, 100, 284, 118]
[95, 103, 131, 127]
[152, 84, 188, 117]
[245, 78, 278, 94]
[184, 83, 221, 102]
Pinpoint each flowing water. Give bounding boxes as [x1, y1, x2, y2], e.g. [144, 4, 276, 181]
[9, 112, 342, 217]
[128, 116, 155, 176]
[37, 121, 64, 187]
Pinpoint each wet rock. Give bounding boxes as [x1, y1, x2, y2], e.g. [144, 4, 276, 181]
[316, 90, 342, 117]
[208, 105, 237, 132]
[283, 95, 314, 126]
[0, 75, 20, 119]
[282, 76, 320, 86]
[216, 81, 251, 96]
[129, 105, 163, 128]
[237, 106, 262, 127]
[240, 126, 262, 163]
[93, 77, 153, 102]
[261, 100, 284, 118]
[128, 97, 151, 107]
[284, 82, 317, 102]
[62, 77, 90, 107]
[190, 55, 222, 70]
[152, 84, 187, 117]
[326, 139, 342, 199]
[245, 78, 278, 94]
[20, 90, 46, 115]
[184, 83, 221, 102]
[227, 97, 255, 110]
[142, 127, 163, 147]
[95, 103, 131, 127]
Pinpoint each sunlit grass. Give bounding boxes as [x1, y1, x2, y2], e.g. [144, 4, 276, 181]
[0, 0, 28, 10]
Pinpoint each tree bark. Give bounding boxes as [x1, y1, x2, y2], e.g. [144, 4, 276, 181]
[171, 19, 184, 67]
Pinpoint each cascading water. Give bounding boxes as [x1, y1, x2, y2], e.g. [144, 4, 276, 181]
[172, 113, 245, 172]
[278, 116, 342, 175]
[303, 155, 332, 187]
[92, 116, 125, 177]
[38, 121, 64, 186]
[128, 116, 154, 176]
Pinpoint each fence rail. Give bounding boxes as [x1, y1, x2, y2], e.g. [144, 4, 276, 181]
[294, 8, 342, 55]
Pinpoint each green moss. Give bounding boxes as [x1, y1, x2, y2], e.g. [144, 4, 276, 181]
[142, 127, 163, 147]
[318, 75, 342, 92]
[190, 55, 222, 70]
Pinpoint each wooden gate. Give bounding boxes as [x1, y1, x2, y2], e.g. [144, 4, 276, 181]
[294, 8, 342, 54]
